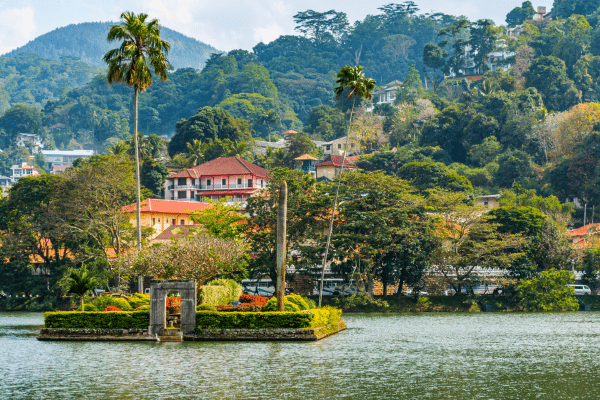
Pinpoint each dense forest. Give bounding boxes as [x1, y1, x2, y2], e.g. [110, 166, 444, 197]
[2, 22, 220, 70]
[3, 0, 600, 224]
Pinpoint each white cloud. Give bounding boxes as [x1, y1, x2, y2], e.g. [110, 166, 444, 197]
[0, 7, 37, 54]
[253, 23, 287, 45]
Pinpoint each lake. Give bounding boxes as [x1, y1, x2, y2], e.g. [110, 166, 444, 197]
[2, 312, 600, 399]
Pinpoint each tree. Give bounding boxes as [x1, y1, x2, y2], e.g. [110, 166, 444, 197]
[397, 161, 474, 194]
[293, 10, 349, 42]
[257, 109, 281, 142]
[469, 19, 497, 74]
[140, 161, 169, 198]
[104, 11, 171, 250]
[184, 139, 208, 167]
[0, 104, 43, 148]
[494, 150, 534, 188]
[428, 190, 526, 295]
[189, 197, 248, 241]
[66, 264, 97, 311]
[285, 132, 317, 164]
[552, 0, 600, 19]
[506, 2, 536, 26]
[320, 65, 375, 306]
[468, 135, 502, 167]
[422, 43, 447, 90]
[438, 17, 472, 76]
[516, 269, 579, 311]
[524, 56, 580, 112]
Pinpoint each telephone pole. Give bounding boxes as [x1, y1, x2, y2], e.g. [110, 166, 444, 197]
[276, 181, 287, 311]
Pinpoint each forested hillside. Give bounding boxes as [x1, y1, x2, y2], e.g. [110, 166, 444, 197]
[2, 22, 220, 70]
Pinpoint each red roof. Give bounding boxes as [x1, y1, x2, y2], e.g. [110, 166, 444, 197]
[282, 130, 297, 135]
[568, 223, 600, 237]
[52, 165, 69, 172]
[153, 225, 196, 241]
[316, 154, 359, 168]
[169, 157, 268, 179]
[122, 199, 212, 215]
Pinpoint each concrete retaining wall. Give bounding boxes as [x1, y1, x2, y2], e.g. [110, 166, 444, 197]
[37, 328, 157, 341]
[184, 321, 347, 341]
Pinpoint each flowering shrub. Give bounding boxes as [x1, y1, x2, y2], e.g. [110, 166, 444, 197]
[166, 297, 181, 314]
[104, 306, 122, 311]
[239, 294, 270, 307]
[216, 304, 262, 312]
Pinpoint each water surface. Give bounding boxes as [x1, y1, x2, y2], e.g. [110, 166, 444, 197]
[2, 312, 600, 399]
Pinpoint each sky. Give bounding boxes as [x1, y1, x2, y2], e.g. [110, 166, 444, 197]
[0, 0, 539, 54]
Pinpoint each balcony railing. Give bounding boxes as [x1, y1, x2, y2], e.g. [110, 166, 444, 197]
[170, 183, 262, 191]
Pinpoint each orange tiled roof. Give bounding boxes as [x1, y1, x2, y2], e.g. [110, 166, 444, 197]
[122, 199, 212, 215]
[168, 157, 268, 179]
[294, 154, 318, 161]
[153, 225, 197, 241]
[568, 223, 600, 237]
[316, 154, 359, 168]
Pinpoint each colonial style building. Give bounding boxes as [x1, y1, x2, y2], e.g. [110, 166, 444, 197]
[10, 162, 41, 183]
[164, 157, 269, 205]
[41, 150, 94, 170]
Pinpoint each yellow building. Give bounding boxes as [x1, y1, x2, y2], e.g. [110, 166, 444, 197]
[315, 154, 360, 181]
[475, 194, 501, 209]
[122, 199, 212, 239]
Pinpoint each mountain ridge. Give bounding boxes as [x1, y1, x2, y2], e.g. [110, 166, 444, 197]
[2, 21, 221, 70]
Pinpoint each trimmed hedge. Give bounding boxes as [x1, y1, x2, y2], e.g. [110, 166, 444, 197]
[196, 311, 314, 329]
[44, 311, 150, 329]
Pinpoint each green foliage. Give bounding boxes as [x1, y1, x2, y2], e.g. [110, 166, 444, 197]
[263, 293, 311, 312]
[506, 1, 535, 26]
[195, 311, 313, 329]
[201, 279, 243, 306]
[44, 311, 150, 329]
[308, 306, 342, 328]
[135, 305, 150, 311]
[196, 304, 217, 311]
[127, 293, 150, 309]
[91, 296, 132, 311]
[397, 161, 473, 194]
[516, 269, 579, 311]
[76, 303, 99, 311]
[190, 197, 248, 241]
[332, 294, 390, 311]
[489, 206, 547, 236]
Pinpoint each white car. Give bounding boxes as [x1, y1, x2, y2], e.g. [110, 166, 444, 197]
[567, 285, 592, 295]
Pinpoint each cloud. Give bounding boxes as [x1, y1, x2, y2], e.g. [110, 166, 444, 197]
[0, 7, 37, 54]
[253, 23, 287, 45]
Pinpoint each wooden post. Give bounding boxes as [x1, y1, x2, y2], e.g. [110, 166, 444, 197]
[276, 181, 287, 311]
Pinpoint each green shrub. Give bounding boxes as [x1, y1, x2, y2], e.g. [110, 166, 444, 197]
[127, 293, 150, 309]
[196, 311, 312, 329]
[92, 296, 132, 311]
[200, 279, 243, 305]
[516, 269, 579, 311]
[44, 311, 149, 329]
[332, 294, 389, 311]
[76, 304, 99, 311]
[323, 306, 342, 325]
[303, 296, 317, 309]
[306, 307, 343, 327]
[263, 294, 309, 312]
[197, 304, 217, 311]
[135, 305, 150, 311]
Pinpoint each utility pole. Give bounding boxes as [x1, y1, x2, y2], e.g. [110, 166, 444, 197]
[276, 181, 287, 312]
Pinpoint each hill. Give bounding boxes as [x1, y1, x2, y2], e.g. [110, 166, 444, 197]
[2, 22, 221, 70]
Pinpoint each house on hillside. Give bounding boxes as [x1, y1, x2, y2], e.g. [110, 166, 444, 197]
[316, 154, 360, 180]
[122, 198, 212, 239]
[568, 223, 600, 248]
[0, 175, 11, 195]
[314, 136, 359, 156]
[16, 133, 44, 151]
[254, 138, 287, 155]
[164, 156, 269, 205]
[372, 80, 403, 106]
[294, 154, 318, 176]
[10, 162, 40, 183]
[475, 194, 501, 209]
[41, 150, 94, 170]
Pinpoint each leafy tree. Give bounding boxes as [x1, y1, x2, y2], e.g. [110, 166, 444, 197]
[422, 43, 447, 90]
[257, 109, 281, 142]
[66, 264, 97, 312]
[285, 132, 317, 164]
[189, 197, 248, 241]
[184, 139, 208, 167]
[0, 104, 43, 148]
[516, 269, 579, 311]
[169, 107, 251, 157]
[494, 150, 534, 188]
[468, 135, 502, 167]
[438, 17, 472, 76]
[506, 2, 536, 26]
[489, 206, 547, 237]
[140, 161, 169, 198]
[524, 56, 580, 112]
[469, 19, 498, 74]
[104, 11, 171, 250]
[293, 10, 349, 42]
[552, 0, 600, 19]
[397, 161, 474, 194]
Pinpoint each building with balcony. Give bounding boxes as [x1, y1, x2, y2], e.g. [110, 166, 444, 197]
[294, 154, 318, 176]
[164, 156, 269, 205]
[41, 150, 94, 170]
[372, 80, 403, 106]
[10, 162, 41, 183]
[16, 133, 44, 151]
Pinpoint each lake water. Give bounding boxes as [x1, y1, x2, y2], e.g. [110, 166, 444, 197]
[2, 312, 600, 399]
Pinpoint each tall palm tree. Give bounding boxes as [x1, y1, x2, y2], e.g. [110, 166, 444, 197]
[318, 65, 375, 307]
[67, 265, 97, 312]
[185, 139, 208, 167]
[104, 12, 170, 250]
[108, 141, 129, 156]
[257, 109, 281, 142]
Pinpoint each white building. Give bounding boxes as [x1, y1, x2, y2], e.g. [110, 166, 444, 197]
[10, 162, 41, 182]
[41, 150, 94, 171]
[372, 80, 403, 106]
[16, 133, 44, 151]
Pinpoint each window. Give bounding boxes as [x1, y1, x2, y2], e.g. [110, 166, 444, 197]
[235, 194, 242, 201]
[248, 179, 252, 187]
[261, 180, 264, 188]
[207, 179, 211, 186]
[178, 178, 186, 186]
[177, 191, 186, 199]
[338, 144, 342, 149]
[172, 219, 176, 225]
[152, 218, 156, 225]
[326, 145, 331, 151]
[158, 218, 160, 222]
[191, 191, 195, 198]
[222, 178, 227, 185]
[237, 178, 242, 185]
[180, 219, 185, 225]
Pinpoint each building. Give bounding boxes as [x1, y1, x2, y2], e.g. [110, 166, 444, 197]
[254, 138, 287, 155]
[164, 156, 269, 205]
[568, 223, 600, 248]
[16, 133, 43, 150]
[372, 80, 403, 106]
[41, 150, 94, 170]
[314, 136, 360, 156]
[294, 154, 318, 176]
[0, 175, 11, 195]
[316, 154, 359, 181]
[475, 194, 501, 209]
[122, 198, 212, 239]
[10, 162, 41, 182]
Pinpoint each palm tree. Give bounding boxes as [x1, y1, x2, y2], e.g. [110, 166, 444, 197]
[318, 65, 375, 307]
[108, 141, 129, 156]
[257, 109, 281, 142]
[67, 265, 97, 312]
[104, 12, 170, 250]
[232, 141, 250, 159]
[185, 139, 208, 167]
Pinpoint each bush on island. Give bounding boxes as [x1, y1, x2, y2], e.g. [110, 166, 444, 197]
[127, 293, 150, 308]
[92, 296, 132, 311]
[135, 305, 150, 311]
[200, 279, 243, 306]
[76, 303, 99, 311]
[44, 311, 150, 329]
[263, 294, 311, 312]
[196, 304, 217, 311]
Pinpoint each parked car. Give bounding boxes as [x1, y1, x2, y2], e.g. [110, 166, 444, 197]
[404, 289, 428, 296]
[567, 285, 592, 295]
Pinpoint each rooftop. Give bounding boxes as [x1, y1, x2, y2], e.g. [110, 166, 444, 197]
[41, 150, 94, 156]
[294, 154, 318, 161]
[122, 199, 212, 215]
[316, 154, 359, 168]
[476, 194, 501, 199]
[169, 157, 269, 179]
[153, 225, 197, 241]
[568, 223, 600, 237]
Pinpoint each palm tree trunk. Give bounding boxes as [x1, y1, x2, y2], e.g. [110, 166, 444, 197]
[267, 123, 271, 143]
[134, 87, 142, 251]
[318, 96, 357, 308]
[81, 295, 84, 312]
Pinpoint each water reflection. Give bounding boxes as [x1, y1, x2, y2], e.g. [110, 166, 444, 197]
[1, 312, 600, 399]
